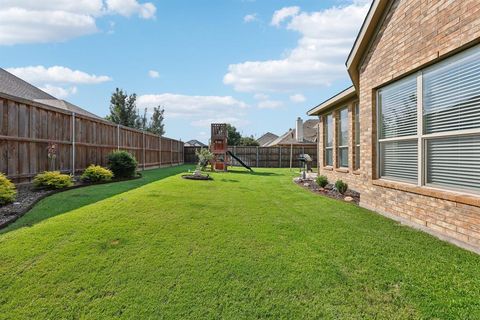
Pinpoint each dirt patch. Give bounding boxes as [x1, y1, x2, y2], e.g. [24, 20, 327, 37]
[294, 178, 360, 205]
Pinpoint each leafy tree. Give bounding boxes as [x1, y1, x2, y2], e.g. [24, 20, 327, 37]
[226, 124, 242, 146]
[147, 106, 165, 136]
[239, 136, 259, 146]
[106, 88, 139, 128]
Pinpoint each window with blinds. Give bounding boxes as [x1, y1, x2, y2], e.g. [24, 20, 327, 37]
[378, 77, 417, 139]
[338, 107, 349, 168]
[424, 47, 480, 134]
[354, 103, 360, 170]
[377, 74, 418, 182]
[377, 45, 480, 193]
[324, 113, 333, 166]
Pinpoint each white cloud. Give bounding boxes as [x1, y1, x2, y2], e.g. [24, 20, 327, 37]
[0, 0, 156, 45]
[243, 13, 258, 23]
[290, 93, 306, 103]
[106, 0, 156, 19]
[224, 2, 370, 93]
[257, 100, 283, 109]
[40, 85, 78, 99]
[271, 6, 299, 27]
[137, 93, 249, 127]
[6, 66, 112, 84]
[148, 70, 160, 78]
[254, 93, 269, 100]
[6, 65, 111, 98]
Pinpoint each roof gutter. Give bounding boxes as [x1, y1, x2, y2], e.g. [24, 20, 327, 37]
[307, 86, 357, 116]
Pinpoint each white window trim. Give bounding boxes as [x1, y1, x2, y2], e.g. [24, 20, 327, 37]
[376, 50, 480, 195]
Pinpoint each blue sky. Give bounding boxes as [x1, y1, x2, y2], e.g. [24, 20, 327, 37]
[0, 0, 370, 143]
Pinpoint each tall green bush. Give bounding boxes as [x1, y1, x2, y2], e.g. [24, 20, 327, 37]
[107, 151, 138, 178]
[335, 180, 348, 195]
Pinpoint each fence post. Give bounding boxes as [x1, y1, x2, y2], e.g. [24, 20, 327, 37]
[117, 125, 120, 150]
[279, 146, 281, 168]
[256, 147, 259, 168]
[290, 144, 293, 169]
[158, 136, 162, 168]
[170, 139, 173, 165]
[234, 145, 236, 166]
[142, 131, 145, 171]
[72, 112, 76, 175]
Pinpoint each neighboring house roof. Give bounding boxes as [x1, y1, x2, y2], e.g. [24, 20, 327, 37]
[0, 68, 102, 120]
[185, 139, 207, 147]
[0, 68, 55, 101]
[267, 119, 319, 146]
[346, 0, 389, 87]
[256, 132, 278, 147]
[35, 99, 103, 119]
[307, 86, 357, 116]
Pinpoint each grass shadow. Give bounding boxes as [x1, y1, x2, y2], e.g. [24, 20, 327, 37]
[1, 165, 194, 234]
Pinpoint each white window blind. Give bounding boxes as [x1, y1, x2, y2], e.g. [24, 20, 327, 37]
[325, 114, 333, 166]
[338, 107, 349, 168]
[354, 103, 360, 169]
[427, 135, 480, 191]
[380, 140, 418, 182]
[378, 74, 418, 182]
[424, 47, 480, 134]
[379, 77, 417, 139]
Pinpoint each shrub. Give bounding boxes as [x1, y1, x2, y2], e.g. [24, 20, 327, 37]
[81, 165, 113, 183]
[0, 173, 16, 205]
[316, 175, 329, 188]
[107, 151, 138, 178]
[195, 148, 214, 171]
[34, 171, 73, 190]
[335, 180, 348, 195]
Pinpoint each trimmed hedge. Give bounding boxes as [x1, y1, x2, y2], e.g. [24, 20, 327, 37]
[34, 171, 73, 190]
[0, 173, 16, 205]
[81, 165, 113, 183]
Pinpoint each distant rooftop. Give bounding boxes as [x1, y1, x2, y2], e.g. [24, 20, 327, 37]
[256, 132, 278, 147]
[0, 68, 102, 119]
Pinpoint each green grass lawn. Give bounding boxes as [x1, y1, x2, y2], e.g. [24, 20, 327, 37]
[1, 166, 479, 319]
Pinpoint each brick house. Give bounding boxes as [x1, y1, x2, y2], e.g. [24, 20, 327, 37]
[308, 0, 480, 252]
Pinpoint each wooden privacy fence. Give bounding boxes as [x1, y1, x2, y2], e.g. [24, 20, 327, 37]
[184, 145, 317, 168]
[0, 93, 184, 183]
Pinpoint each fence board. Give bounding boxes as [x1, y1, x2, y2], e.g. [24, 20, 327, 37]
[184, 145, 317, 169]
[0, 94, 184, 182]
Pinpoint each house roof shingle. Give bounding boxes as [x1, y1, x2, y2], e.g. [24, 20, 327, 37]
[256, 132, 279, 147]
[267, 119, 319, 147]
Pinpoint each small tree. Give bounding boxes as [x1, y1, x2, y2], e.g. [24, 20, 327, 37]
[147, 106, 165, 136]
[239, 136, 259, 146]
[195, 148, 213, 171]
[226, 124, 242, 146]
[106, 88, 140, 128]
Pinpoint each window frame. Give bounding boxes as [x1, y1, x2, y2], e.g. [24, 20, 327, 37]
[376, 45, 480, 195]
[337, 107, 349, 168]
[354, 102, 360, 170]
[324, 113, 333, 167]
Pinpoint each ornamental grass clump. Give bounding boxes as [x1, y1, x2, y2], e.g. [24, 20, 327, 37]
[0, 173, 16, 205]
[34, 171, 73, 190]
[81, 165, 113, 183]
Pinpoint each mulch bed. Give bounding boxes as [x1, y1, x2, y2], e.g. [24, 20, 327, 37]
[0, 174, 142, 230]
[294, 178, 360, 205]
